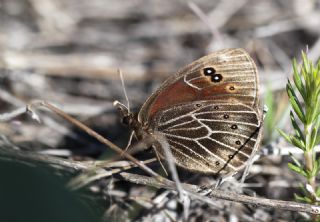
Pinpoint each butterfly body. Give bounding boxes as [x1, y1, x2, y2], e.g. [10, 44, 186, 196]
[116, 48, 262, 175]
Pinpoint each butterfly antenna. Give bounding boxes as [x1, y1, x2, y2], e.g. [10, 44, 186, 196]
[118, 68, 130, 112]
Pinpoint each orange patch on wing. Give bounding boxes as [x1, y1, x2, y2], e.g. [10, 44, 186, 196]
[149, 79, 197, 118]
[200, 83, 230, 98]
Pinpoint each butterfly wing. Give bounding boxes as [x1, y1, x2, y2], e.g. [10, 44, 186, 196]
[138, 48, 261, 174]
[151, 101, 261, 174]
[138, 48, 260, 124]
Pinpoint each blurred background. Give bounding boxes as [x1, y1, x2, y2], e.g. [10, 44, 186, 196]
[0, 0, 320, 221]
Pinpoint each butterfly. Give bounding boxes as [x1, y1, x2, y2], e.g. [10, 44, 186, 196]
[115, 48, 262, 175]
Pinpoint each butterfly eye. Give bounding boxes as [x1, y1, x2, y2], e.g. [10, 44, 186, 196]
[122, 116, 131, 125]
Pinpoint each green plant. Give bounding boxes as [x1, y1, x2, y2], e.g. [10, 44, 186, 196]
[278, 52, 320, 206]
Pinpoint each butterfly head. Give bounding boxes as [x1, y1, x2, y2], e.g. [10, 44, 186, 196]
[113, 100, 133, 125]
[113, 100, 144, 137]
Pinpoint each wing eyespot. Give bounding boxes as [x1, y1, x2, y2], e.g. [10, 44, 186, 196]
[212, 74, 223, 82]
[231, 124, 238, 129]
[223, 114, 229, 119]
[203, 67, 216, 75]
[203, 67, 223, 83]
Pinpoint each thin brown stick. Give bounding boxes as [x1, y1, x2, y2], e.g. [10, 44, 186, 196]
[26, 101, 163, 179]
[120, 172, 320, 215]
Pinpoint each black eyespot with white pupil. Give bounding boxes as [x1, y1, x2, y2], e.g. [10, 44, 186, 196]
[204, 67, 215, 75]
[203, 67, 223, 83]
[212, 74, 223, 82]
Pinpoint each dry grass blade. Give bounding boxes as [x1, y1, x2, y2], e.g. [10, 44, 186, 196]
[120, 172, 320, 215]
[26, 101, 162, 179]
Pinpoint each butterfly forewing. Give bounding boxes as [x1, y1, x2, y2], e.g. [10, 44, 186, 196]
[136, 48, 262, 175]
[138, 48, 259, 124]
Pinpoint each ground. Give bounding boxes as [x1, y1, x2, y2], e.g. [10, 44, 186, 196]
[0, 0, 320, 221]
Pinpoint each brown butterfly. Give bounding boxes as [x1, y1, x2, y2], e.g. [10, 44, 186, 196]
[115, 48, 262, 175]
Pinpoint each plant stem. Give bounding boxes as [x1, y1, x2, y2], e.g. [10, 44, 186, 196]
[305, 150, 316, 192]
[305, 123, 317, 199]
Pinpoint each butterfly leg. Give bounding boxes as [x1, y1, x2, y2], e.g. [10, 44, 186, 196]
[152, 145, 168, 176]
[198, 171, 240, 196]
[196, 179, 221, 196]
[127, 131, 134, 147]
[214, 177, 224, 189]
[120, 131, 135, 156]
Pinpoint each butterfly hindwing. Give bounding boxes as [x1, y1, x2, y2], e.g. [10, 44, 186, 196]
[151, 102, 261, 174]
